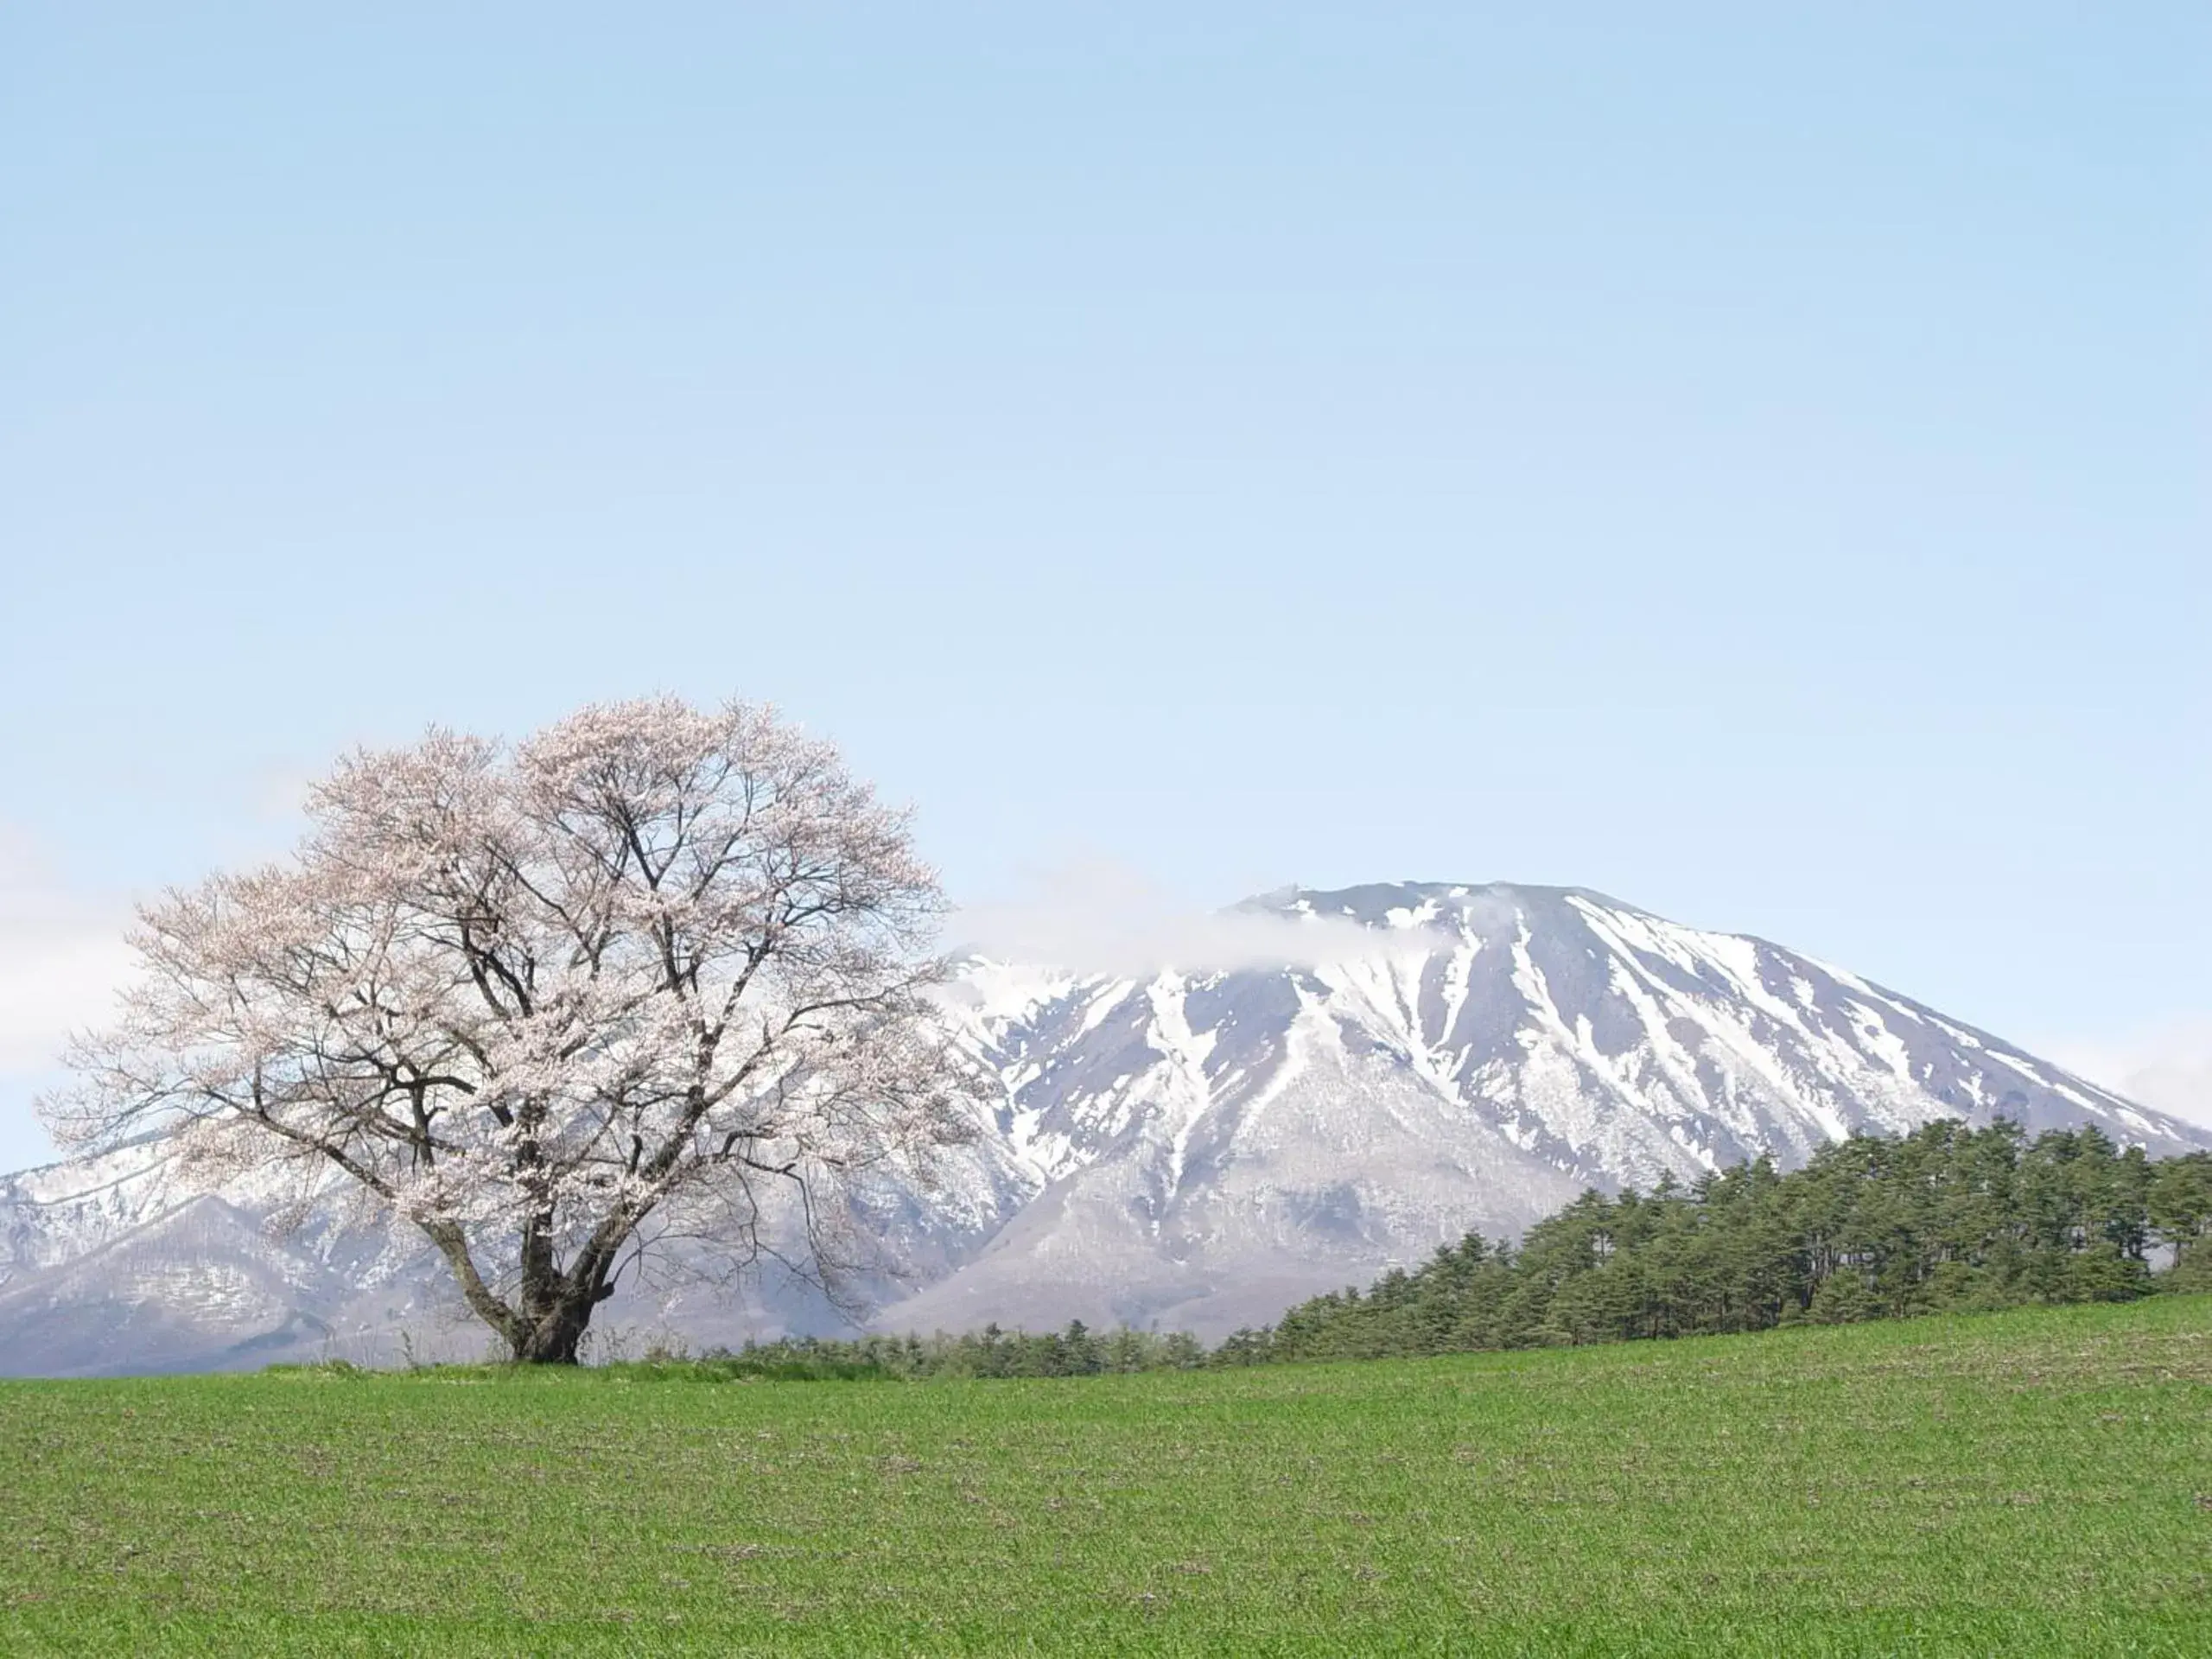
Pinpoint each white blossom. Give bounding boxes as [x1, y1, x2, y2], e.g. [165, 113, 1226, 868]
[44, 696, 975, 1362]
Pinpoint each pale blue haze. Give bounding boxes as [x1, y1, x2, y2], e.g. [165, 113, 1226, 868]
[1, 3, 2206, 1166]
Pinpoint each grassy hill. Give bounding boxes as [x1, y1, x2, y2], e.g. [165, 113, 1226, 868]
[2, 1298, 2208, 1656]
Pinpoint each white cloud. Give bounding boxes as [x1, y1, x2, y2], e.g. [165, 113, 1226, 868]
[2045, 1021, 2212, 1130]
[950, 861, 1426, 977]
[0, 830, 137, 1167]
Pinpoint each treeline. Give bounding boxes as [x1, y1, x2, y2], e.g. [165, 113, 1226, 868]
[598, 1120, 2212, 1380]
[672, 1323, 1206, 1381]
[1223, 1120, 2212, 1364]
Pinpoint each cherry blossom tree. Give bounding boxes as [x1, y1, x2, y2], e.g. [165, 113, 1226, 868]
[44, 696, 974, 1363]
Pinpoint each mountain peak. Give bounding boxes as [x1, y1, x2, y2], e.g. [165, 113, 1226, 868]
[1238, 879, 1644, 930]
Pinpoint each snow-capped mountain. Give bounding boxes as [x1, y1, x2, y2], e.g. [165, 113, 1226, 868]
[881, 882, 2203, 1335]
[0, 1100, 1035, 1376]
[3, 881, 2202, 1371]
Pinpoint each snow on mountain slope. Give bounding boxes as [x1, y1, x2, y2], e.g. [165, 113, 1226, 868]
[881, 882, 2205, 1335]
[2, 880, 2202, 1368]
[0, 1139, 472, 1375]
[0, 1079, 1040, 1375]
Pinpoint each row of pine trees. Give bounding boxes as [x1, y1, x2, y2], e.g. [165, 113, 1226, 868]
[1221, 1120, 2212, 1363]
[687, 1120, 2211, 1378]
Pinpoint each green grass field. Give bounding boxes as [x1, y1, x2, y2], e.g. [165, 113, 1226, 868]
[3, 1299, 2208, 1656]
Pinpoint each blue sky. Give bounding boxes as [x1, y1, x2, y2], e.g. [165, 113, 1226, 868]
[2, 4, 2207, 1166]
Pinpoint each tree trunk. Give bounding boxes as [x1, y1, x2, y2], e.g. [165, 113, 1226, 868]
[508, 1245, 622, 1363]
[511, 1293, 595, 1364]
